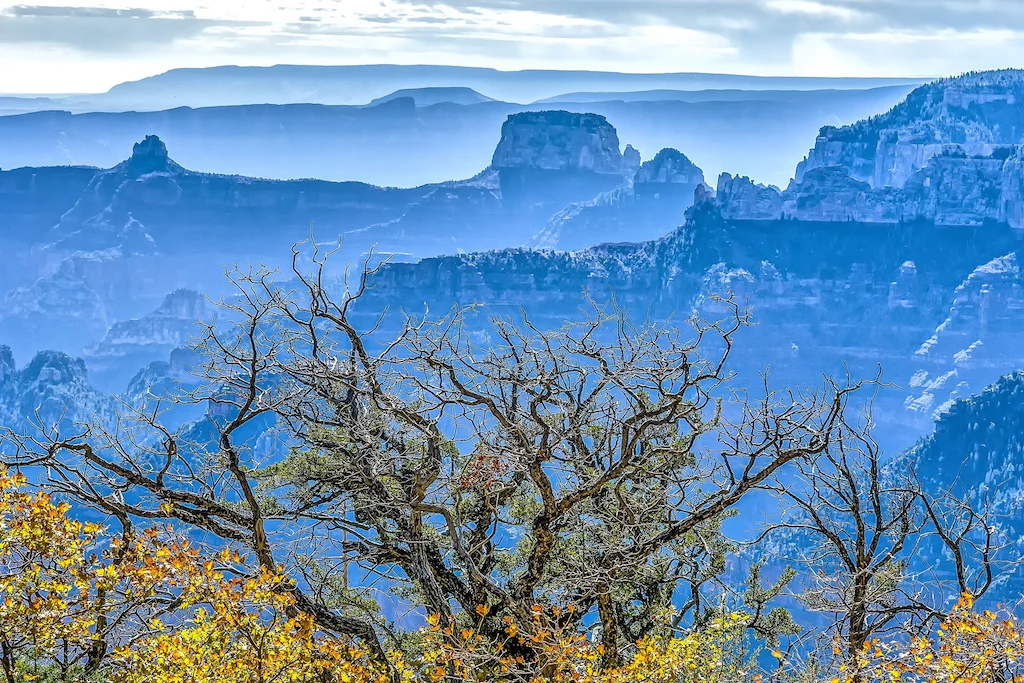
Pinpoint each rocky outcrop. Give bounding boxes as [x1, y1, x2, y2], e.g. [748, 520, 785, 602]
[127, 134, 174, 176]
[903, 152, 1008, 226]
[0, 251, 115, 355]
[0, 348, 117, 438]
[904, 253, 1024, 420]
[44, 135, 425, 261]
[87, 288, 209, 356]
[623, 145, 641, 179]
[783, 167, 901, 222]
[0, 346, 14, 385]
[635, 149, 704, 186]
[716, 173, 783, 221]
[1000, 149, 1024, 229]
[720, 148, 1020, 227]
[532, 148, 705, 250]
[796, 70, 1024, 189]
[362, 112, 641, 255]
[491, 111, 624, 174]
[84, 289, 213, 390]
[712, 72, 1024, 226]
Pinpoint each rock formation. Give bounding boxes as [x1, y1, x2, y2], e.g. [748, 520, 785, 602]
[0, 347, 117, 440]
[12, 68, 1024, 458]
[532, 148, 705, 250]
[718, 147, 1024, 227]
[43, 134, 424, 260]
[491, 111, 624, 174]
[357, 112, 636, 255]
[4, 115, 648, 293]
[906, 370, 1024, 597]
[719, 71, 1024, 228]
[796, 69, 1024, 189]
[84, 289, 213, 389]
[4, 114, 675, 359]
[357, 183, 1022, 451]
[635, 148, 704, 187]
[904, 253, 1024, 420]
[623, 144, 642, 179]
[716, 174, 783, 221]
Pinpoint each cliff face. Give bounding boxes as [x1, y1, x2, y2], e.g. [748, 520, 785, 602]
[796, 70, 1024, 189]
[358, 194, 1022, 449]
[635, 148, 704, 186]
[907, 370, 1024, 583]
[4, 114, 665, 358]
[46, 134, 425, 258]
[716, 73, 1024, 226]
[716, 174, 783, 221]
[0, 347, 117, 439]
[719, 148, 1021, 227]
[491, 111, 624, 174]
[532, 148, 705, 251]
[84, 289, 213, 390]
[336, 112, 641, 255]
[5, 112, 648, 282]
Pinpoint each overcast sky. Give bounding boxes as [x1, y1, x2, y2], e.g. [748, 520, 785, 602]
[2, 0, 1022, 93]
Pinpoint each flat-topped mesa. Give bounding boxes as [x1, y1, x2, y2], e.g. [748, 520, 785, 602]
[796, 69, 1024, 189]
[491, 111, 624, 174]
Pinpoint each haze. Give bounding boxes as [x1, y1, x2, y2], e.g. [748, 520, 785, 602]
[4, 0, 1024, 93]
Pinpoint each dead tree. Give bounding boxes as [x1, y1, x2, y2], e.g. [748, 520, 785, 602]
[760, 399, 1006, 667]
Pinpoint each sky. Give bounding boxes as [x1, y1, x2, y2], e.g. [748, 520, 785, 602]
[1, 0, 1023, 93]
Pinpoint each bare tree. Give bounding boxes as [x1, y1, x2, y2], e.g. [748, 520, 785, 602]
[760, 397, 1006, 668]
[2, 247, 864, 675]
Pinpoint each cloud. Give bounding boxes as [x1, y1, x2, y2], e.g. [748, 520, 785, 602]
[765, 0, 860, 20]
[408, 16, 453, 24]
[389, 0, 1024, 66]
[0, 4, 261, 52]
[4, 0, 1024, 93]
[8, 5, 186, 18]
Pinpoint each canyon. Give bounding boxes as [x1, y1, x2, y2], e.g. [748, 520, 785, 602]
[5, 69, 1024, 461]
[0, 113, 703, 363]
